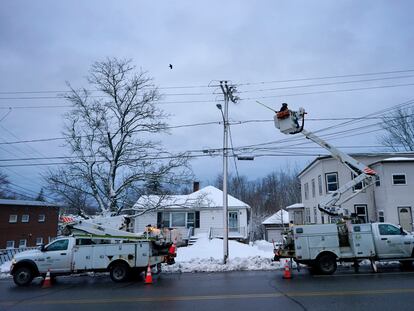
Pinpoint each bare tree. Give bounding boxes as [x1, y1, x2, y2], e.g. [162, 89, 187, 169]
[0, 170, 11, 199]
[379, 107, 414, 151]
[46, 58, 191, 215]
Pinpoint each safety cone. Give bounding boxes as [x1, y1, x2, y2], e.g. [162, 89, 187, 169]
[42, 269, 52, 288]
[144, 264, 153, 284]
[282, 261, 292, 279]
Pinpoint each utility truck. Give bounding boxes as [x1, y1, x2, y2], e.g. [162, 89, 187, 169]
[271, 105, 414, 274]
[10, 219, 176, 286]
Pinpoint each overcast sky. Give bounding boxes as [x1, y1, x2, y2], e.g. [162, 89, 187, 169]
[1, 0, 414, 198]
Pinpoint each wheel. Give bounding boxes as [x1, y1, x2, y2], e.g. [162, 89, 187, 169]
[109, 262, 130, 282]
[316, 254, 337, 275]
[13, 266, 34, 286]
[400, 260, 413, 270]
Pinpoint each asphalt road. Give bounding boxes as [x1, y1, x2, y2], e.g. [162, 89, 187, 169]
[1, 264, 414, 311]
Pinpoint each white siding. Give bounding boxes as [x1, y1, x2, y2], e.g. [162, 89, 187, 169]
[134, 212, 157, 234]
[299, 155, 414, 226]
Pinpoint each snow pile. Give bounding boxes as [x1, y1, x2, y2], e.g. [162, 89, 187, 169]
[0, 261, 11, 279]
[163, 237, 281, 273]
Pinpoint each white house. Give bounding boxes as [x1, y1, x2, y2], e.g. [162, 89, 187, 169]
[132, 185, 251, 243]
[262, 209, 289, 243]
[295, 152, 414, 231]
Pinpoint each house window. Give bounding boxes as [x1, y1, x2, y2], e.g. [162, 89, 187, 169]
[21, 215, 29, 223]
[6, 241, 15, 249]
[36, 237, 43, 246]
[392, 174, 406, 185]
[186, 212, 195, 228]
[378, 210, 385, 223]
[38, 214, 45, 222]
[171, 212, 186, 227]
[9, 215, 17, 223]
[19, 239, 27, 248]
[313, 206, 317, 223]
[325, 173, 338, 192]
[318, 175, 323, 195]
[311, 179, 316, 198]
[352, 173, 364, 191]
[375, 175, 380, 187]
[305, 208, 311, 224]
[355, 205, 368, 223]
[304, 183, 309, 200]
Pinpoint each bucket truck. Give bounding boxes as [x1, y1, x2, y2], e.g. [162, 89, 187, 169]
[10, 219, 176, 286]
[272, 106, 414, 274]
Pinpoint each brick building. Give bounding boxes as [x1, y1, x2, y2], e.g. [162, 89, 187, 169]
[0, 199, 60, 249]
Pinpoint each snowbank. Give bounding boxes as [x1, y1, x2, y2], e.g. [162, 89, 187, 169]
[0, 261, 11, 279]
[163, 237, 281, 273]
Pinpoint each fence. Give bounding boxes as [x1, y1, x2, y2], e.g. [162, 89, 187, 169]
[0, 247, 38, 265]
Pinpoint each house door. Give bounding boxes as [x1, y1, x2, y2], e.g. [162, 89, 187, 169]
[228, 212, 238, 232]
[398, 207, 413, 232]
[293, 211, 304, 225]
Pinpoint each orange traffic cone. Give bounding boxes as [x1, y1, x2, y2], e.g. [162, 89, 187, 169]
[42, 269, 52, 288]
[282, 261, 292, 279]
[144, 264, 153, 284]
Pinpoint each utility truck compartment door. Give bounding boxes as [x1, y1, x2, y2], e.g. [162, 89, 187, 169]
[349, 224, 376, 258]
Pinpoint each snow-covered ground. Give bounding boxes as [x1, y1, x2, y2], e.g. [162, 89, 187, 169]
[0, 261, 11, 279]
[163, 237, 281, 273]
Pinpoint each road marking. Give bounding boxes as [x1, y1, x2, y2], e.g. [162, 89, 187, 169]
[313, 270, 414, 277]
[2, 288, 414, 306]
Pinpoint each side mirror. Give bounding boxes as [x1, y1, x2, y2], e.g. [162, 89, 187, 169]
[40, 244, 46, 252]
[400, 227, 407, 235]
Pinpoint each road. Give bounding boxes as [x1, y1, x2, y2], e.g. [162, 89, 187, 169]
[1, 264, 414, 311]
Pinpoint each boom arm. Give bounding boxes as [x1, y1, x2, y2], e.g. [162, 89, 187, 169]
[273, 108, 376, 217]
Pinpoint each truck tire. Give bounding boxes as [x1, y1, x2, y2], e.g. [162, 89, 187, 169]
[400, 260, 413, 270]
[110, 262, 130, 282]
[316, 253, 337, 275]
[13, 266, 34, 286]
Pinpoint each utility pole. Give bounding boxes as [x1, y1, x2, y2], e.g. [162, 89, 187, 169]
[217, 80, 239, 264]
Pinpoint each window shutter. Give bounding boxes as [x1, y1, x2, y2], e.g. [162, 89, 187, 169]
[157, 212, 162, 228]
[195, 211, 200, 228]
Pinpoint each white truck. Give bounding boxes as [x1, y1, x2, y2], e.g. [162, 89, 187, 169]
[271, 105, 414, 274]
[10, 220, 176, 286]
[275, 221, 414, 274]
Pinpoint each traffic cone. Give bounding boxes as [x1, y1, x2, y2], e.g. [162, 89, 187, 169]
[282, 261, 292, 279]
[144, 264, 153, 284]
[42, 269, 52, 288]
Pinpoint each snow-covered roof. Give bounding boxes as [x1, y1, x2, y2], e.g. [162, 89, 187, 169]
[286, 203, 304, 210]
[134, 185, 250, 210]
[0, 199, 60, 207]
[382, 157, 414, 162]
[262, 210, 289, 225]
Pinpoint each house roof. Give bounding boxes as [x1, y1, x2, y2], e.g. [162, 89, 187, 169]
[286, 203, 304, 210]
[298, 152, 414, 178]
[134, 185, 250, 210]
[0, 199, 60, 207]
[370, 157, 414, 166]
[262, 210, 290, 225]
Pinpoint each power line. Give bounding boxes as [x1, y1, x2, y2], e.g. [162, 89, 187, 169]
[242, 82, 414, 101]
[239, 74, 414, 93]
[236, 69, 414, 86]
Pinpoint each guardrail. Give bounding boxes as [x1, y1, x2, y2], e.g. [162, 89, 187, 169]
[0, 247, 38, 265]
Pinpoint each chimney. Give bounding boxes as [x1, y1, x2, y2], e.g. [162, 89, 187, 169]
[193, 181, 200, 192]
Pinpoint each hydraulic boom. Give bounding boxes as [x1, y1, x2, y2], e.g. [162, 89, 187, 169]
[273, 106, 377, 218]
